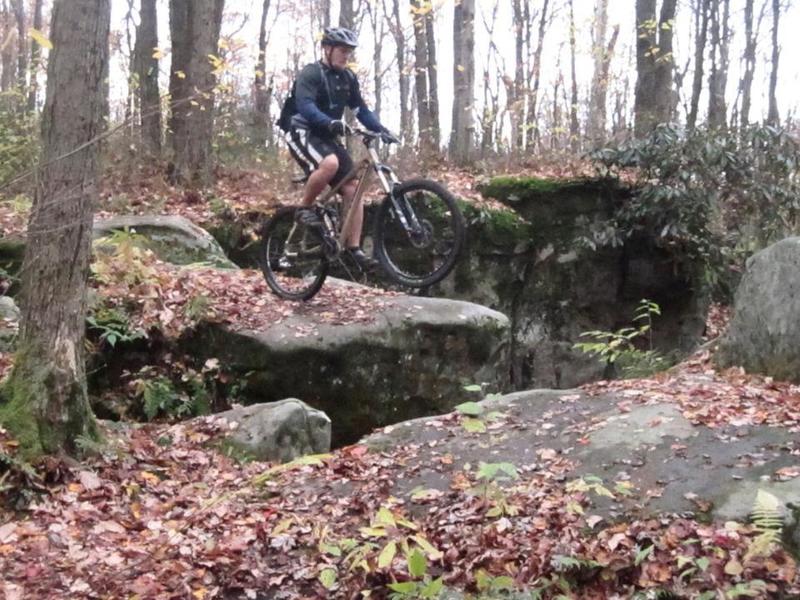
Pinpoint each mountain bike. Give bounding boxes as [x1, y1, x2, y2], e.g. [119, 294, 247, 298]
[259, 127, 465, 301]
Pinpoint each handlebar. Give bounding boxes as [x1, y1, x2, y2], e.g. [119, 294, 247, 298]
[348, 126, 400, 146]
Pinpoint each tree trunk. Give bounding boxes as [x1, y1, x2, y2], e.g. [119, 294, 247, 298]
[386, 0, 410, 143]
[767, 0, 780, 125]
[365, 0, 384, 121]
[449, 0, 474, 165]
[588, 0, 618, 146]
[479, 0, 500, 157]
[567, 0, 580, 152]
[707, 0, 730, 129]
[253, 0, 270, 148]
[687, 0, 708, 129]
[26, 0, 43, 111]
[508, 0, 525, 153]
[319, 0, 330, 29]
[1, 0, 110, 457]
[424, 5, 439, 148]
[169, 0, 225, 186]
[168, 0, 189, 156]
[134, 0, 162, 155]
[525, 0, 549, 150]
[634, 0, 676, 136]
[410, 0, 433, 156]
[1, 2, 14, 94]
[339, 0, 355, 29]
[10, 0, 24, 94]
[739, 0, 755, 127]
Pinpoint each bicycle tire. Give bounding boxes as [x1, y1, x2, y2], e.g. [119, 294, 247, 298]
[374, 178, 465, 288]
[259, 206, 329, 301]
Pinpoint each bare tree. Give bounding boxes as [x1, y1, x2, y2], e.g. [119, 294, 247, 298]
[365, 0, 390, 121]
[339, 0, 355, 29]
[634, 0, 677, 136]
[687, 0, 708, 129]
[767, 0, 780, 125]
[507, 0, 527, 152]
[449, 0, 474, 164]
[318, 0, 330, 29]
[525, 0, 550, 150]
[478, 0, 501, 156]
[384, 0, 411, 143]
[254, 0, 272, 148]
[587, 0, 619, 146]
[10, 0, 24, 94]
[168, 0, 225, 186]
[1, 0, 110, 456]
[567, 0, 579, 152]
[1, 2, 15, 94]
[26, 0, 43, 111]
[424, 2, 439, 147]
[410, 0, 436, 156]
[707, 0, 731, 129]
[134, 0, 162, 155]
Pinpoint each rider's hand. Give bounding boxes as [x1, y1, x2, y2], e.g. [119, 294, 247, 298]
[380, 128, 400, 145]
[328, 119, 351, 137]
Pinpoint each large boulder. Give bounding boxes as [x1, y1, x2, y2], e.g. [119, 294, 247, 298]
[431, 177, 708, 389]
[94, 215, 237, 269]
[215, 399, 331, 463]
[717, 237, 800, 381]
[180, 292, 510, 445]
[363, 388, 800, 548]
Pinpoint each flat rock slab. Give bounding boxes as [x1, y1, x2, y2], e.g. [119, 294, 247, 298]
[181, 294, 511, 446]
[364, 389, 800, 540]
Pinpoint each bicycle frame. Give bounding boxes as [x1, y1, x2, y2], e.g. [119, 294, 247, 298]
[315, 132, 424, 249]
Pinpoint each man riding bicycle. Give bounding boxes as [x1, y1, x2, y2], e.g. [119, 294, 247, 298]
[282, 26, 399, 269]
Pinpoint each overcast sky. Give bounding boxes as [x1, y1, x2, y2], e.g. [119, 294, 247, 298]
[108, 0, 800, 141]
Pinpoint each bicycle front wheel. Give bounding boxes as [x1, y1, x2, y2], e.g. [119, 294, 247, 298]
[374, 178, 465, 288]
[259, 207, 329, 301]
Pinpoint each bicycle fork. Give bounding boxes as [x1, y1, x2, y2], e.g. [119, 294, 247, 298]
[368, 147, 427, 241]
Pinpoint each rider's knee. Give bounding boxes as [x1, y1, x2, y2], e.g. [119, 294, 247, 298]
[318, 154, 339, 176]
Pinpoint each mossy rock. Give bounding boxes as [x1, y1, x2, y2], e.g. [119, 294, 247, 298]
[94, 215, 238, 269]
[478, 175, 619, 204]
[459, 201, 535, 251]
[477, 176, 626, 248]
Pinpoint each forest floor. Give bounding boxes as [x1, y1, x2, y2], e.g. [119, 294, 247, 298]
[2, 306, 800, 599]
[3, 163, 799, 598]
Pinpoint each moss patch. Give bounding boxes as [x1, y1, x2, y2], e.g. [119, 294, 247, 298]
[459, 201, 535, 249]
[478, 176, 613, 203]
[0, 380, 44, 459]
[1, 348, 100, 459]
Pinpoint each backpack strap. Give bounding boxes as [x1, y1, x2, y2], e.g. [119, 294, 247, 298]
[318, 62, 335, 111]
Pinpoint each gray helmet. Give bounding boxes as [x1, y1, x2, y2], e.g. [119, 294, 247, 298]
[321, 27, 358, 48]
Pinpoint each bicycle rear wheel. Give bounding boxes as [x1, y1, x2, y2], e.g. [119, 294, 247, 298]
[374, 178, 465, 288]
[259, 207, 329, 301]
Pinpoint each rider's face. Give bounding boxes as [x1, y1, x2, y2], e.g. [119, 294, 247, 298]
[328, 45, 353, 70]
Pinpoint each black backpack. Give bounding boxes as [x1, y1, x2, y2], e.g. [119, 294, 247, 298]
[276, 81, 296, 133]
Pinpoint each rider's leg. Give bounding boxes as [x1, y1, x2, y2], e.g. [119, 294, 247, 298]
[301, 154, 338, 207]
[339, 179, 362, 248]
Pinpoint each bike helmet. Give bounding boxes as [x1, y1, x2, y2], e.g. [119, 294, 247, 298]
[321, 27, 358, 48]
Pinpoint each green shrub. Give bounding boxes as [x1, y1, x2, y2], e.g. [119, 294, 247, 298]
[574, 299, 670, 378]
[589, 124, 800, 294]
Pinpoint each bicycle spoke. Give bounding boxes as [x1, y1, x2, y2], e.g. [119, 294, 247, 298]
[375, 179, 464, 288]
[259, 208, 329, 301]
